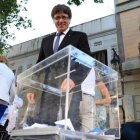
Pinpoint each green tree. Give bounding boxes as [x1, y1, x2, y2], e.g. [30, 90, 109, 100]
[0, 0, 32, 54]
[67, 0, 103, 6]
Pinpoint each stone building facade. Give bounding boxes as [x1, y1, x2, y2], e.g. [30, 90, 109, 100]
[115, 0, 140, 122]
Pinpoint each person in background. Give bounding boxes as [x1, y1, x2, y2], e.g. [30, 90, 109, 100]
[0, 55, 16, 128]
[80, 68, 96, 132]
[94, 81, 111, 130]
[80, 69, 111, 132]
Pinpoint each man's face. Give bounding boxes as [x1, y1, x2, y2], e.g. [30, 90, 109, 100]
[53, 12, 71, 32]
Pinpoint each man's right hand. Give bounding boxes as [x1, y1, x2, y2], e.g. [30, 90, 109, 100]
[27, 93, 35, 104]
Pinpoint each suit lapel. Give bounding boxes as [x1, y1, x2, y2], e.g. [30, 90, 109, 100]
[58, 29, 73, 51]
[49, 33, 56, 54]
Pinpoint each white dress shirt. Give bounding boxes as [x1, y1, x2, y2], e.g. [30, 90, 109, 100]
[53, 28, 70, 50]
[81, 68, 96, 96]
[0, 63, 15, 104]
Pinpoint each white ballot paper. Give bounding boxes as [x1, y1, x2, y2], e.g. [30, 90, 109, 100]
[23, 123, 49, 129]
[54, 118, 75, 131]
[81, 68, 95, 96]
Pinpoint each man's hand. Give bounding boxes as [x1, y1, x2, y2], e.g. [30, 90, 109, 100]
[27, 93, 35, 104]
[60, 79, 75, 92]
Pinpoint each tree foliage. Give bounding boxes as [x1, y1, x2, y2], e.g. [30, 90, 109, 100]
[0, 0, 32, 54]
[67, 0, 103, 6]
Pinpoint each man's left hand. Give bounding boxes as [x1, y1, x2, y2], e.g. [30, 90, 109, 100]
[60, 78, 75, 92]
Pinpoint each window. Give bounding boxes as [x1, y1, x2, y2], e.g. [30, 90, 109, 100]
[91, 50, 108, 66]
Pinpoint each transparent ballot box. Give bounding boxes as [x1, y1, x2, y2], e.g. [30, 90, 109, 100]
[15, 45, 119, 139]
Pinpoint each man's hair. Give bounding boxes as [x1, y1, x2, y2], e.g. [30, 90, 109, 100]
[0, 55, 11, 69]
[51, 4, 72, 19]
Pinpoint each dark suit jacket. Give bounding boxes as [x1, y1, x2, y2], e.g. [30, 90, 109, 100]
[36, 29, 91, 87]
[37, 29, 91, 63]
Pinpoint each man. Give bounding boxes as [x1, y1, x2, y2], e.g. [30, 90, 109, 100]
[27, 4, 91, 131]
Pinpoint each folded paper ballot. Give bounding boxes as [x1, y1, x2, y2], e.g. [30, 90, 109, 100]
[23, 123, 49, 129]
[54, 118, 75, 131]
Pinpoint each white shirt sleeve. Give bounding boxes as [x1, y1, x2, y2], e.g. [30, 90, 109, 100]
[14, 94, 23, 108]
[9, 80, 16, 104]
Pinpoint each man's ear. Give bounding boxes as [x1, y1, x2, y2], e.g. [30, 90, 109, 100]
[69, 18, 71, 24]
[69, 18, 71, 25]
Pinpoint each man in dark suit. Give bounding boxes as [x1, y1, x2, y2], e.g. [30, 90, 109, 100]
[27, 4, 91, 131]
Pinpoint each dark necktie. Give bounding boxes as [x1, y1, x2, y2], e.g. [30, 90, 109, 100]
[54, 32, 63, 53]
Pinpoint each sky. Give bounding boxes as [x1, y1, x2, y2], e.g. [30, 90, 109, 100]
[9, 0, 115, 46]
